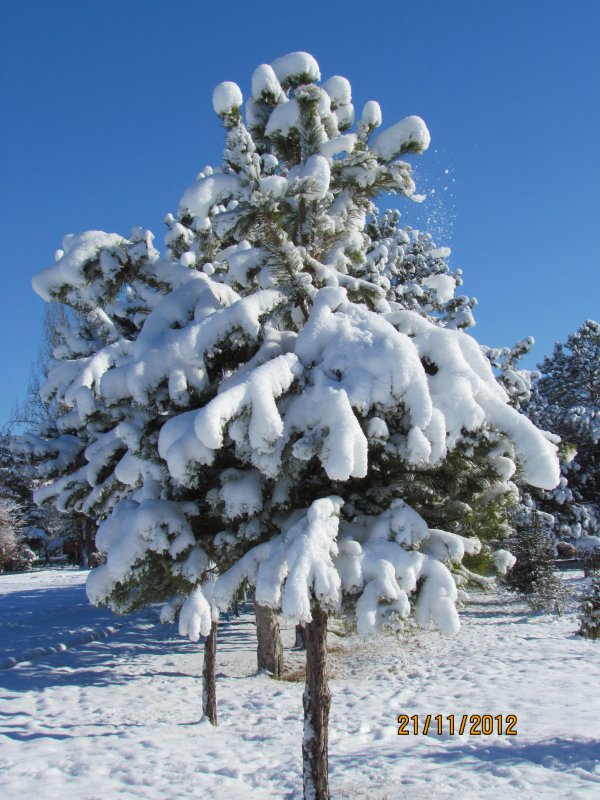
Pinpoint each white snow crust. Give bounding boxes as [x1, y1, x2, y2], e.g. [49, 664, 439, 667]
[2, 569, 598, 800]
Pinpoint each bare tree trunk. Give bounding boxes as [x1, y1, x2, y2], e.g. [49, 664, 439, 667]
[202, 620, 218, 725]
[302, 607, 330, 800]
[255, 602, 283, 678]
[81, 516, 95, 569]
[295, 623, 307, 649]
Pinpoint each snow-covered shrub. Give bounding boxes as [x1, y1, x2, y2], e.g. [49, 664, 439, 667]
[578, 573, 600, 639]
[0, 499, 33, 573]
[0, 514, 18, 573]
[10, 543, 35, 572]
[556, 541, 577, 559]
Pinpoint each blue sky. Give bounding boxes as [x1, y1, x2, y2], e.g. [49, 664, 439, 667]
[1, 0, 598, 428]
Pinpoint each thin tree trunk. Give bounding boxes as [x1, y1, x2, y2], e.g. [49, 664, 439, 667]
[302, 607, 330, 800]
[295, 623, 307, 649]
[81, 516, 95, 569]
[255, 602, 283, 678]
[202, 620, 218, 725]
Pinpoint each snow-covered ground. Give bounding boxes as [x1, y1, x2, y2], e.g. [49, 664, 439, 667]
[1, 569, 599, 799]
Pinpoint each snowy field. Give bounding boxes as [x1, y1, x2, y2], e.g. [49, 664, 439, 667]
[1, 569, 599, 799]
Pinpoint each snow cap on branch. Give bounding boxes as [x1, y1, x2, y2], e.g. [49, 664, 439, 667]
[212, 81, 243, 116]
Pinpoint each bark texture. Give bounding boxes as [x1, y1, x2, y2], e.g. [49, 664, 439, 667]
[255, 602, 283, 678]
[295, 623, 307, 650]
[81, 515, 95, 569]
[302, 608, 330, 800]
[202, 620, 218, 725]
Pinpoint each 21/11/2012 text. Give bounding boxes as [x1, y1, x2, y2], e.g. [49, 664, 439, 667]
[397, 714, 518, 736]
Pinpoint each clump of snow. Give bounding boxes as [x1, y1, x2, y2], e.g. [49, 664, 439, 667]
[194, 351, 299, 449]
[251, 64, 284, 102]
[178, 585, 214, 641]
[371, 116, 431, 159]
[214, 497, 343, 622]
[212, 81, 243, 116]
[420, 528, 481, 564]
[493, 549, 517, 574]
[217, 469, 263, 519]
[265, 99, 299, 136]
[259, 175, 288, 198]
[423, 273, 456, 304]
[179, 173, 245, 230]
[87, 498, 199, 607]
[32, 231, 126, 305]
[301, 154, 331, 200]
[270, 51, 321, 86]
[322, 76, 351, 107]
[334, 103, 354, 130]
[366, 417, 389, 440]
[360, 100, 382, 128]
[319, 134, 356, 158]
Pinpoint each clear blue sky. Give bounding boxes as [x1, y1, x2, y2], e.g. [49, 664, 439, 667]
[1, 0, 599, 428]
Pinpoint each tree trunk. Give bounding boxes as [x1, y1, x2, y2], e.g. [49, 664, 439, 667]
[295, 623, 307, 649]
[302, 607, 330, 800]
[255, 602, 283, 678]
[202, 620, 218, 725]
[81, 516, 95, 569]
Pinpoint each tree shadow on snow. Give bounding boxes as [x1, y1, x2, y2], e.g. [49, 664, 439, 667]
[418, 736, 600, 772]
[0, 620, 195, 693]
[0, 583, 124, 660]
[0, 587, 257, 695]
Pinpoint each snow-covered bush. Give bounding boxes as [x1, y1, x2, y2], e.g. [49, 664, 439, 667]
[556, 541, 577, 559]
[26, 51, 560, 799]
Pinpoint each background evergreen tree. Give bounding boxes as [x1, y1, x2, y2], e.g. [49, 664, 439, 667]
[504, 505, 568, 613]
[526, 320, 600, 540]
[17, 228, 163, 567]
[0, 432, 52, 561]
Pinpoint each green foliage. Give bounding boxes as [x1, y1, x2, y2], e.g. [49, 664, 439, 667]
[504, 515, 569, 614]
[462, 547, 495, 577]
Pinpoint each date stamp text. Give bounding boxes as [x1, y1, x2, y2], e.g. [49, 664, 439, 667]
[397, 714, 518, 736]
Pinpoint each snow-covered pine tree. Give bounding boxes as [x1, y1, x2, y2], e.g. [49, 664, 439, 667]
[483, 335, 540, 411]
[526, 321, 600, 541]
[29, 52, 560, 799]
[10, 303, 72, 431]
[0, 499, 20, 573]
[504, 501, 569, 613]
[23, 227, 230, 719]
[18, 228, 165, 566]
[0, 494, 34, 573]
[0, 433, 36, 522]
[0, 433, 43, 565]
